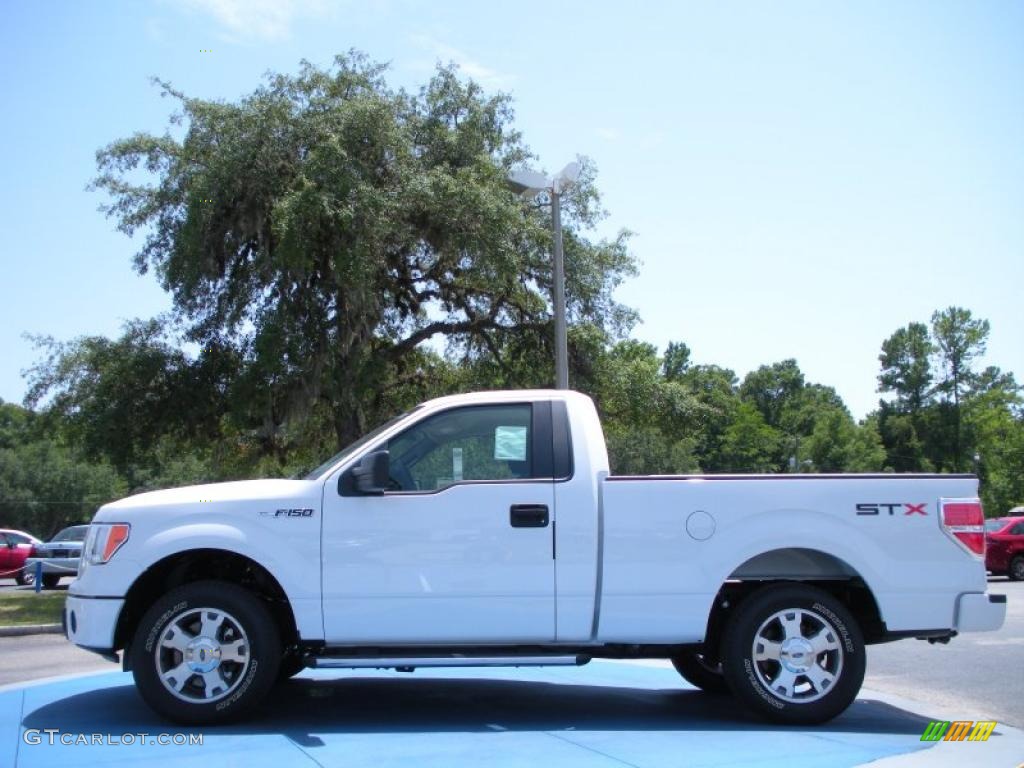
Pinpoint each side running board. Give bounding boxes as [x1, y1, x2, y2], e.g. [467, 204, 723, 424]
[310, 654, 590, 671]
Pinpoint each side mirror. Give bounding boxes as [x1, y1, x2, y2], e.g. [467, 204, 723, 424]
[340, 450, 390, 496]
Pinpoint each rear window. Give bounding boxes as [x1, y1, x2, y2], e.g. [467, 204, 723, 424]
[51, 525, 88, 542]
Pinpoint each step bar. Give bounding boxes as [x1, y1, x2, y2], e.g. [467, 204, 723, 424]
[310, 654, 590, 671]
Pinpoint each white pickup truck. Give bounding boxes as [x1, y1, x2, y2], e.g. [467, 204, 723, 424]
[66, 389, 1006, 725]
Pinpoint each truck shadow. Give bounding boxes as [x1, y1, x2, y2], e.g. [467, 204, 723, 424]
[22, 674, 933, 739]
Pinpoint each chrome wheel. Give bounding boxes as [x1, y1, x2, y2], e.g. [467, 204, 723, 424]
[751, 607, 843, 704]
[155, 607, 251, 703]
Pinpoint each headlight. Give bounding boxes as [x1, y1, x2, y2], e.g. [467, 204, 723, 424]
[83, 523, 130, 566]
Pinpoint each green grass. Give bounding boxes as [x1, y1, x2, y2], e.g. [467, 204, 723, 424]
[0, 592, 64, 627]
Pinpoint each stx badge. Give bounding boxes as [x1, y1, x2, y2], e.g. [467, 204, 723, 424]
[856, 503, 928, 516]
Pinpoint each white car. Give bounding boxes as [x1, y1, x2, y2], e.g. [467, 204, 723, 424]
[65, 390, 1005, 725]
[26, 524, 88, 589]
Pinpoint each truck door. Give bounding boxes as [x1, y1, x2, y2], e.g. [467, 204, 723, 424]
[321, 402, 556, 644]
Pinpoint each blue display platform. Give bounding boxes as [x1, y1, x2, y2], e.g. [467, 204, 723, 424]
[1, 661, 936, 767]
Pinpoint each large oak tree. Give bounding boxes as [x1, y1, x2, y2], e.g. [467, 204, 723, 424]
[90, 53, 635, 451]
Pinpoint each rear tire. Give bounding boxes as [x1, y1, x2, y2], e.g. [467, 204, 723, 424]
[721, 584, 865, 724]
[130, 580, 280, 724]
[1009, 556, 1024, 581]
[671, 649, 730, 694]
[41, 574, 60, 589]
[15, 568, 33, 587]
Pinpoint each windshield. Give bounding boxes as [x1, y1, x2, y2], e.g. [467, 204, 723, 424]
[51, 525, 89, 542]
[303, 408, 420, 480]
[984, 519, 1006, 533]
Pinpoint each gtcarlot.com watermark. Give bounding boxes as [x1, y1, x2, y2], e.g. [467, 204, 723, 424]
[23, 729, 203, 747]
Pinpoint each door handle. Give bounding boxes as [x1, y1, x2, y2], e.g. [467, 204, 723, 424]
[510, 504, 549, 528]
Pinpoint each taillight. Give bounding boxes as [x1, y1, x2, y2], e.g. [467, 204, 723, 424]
[940, 498, 985, 557]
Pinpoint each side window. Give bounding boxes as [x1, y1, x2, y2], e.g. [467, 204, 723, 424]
[1012, 523, 1024, 536]
[385, 405, 533, 492]
[0, 534, 9, 547]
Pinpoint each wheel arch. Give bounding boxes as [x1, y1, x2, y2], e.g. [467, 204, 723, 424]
[700, 547, 887, 650]
[114, 548, 300, 658]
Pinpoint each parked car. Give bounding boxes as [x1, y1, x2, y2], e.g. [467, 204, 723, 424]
[66, 390, 1005, 725]
[985, 510, 1024, 580]
[0, 529, 43, 585]
[26, 524, 89, 589]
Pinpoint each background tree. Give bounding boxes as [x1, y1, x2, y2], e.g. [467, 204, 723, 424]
[0, 400, 125, 537]
[878, 322, 933, 414]
[585, 339, 702, 474]
[87, 53, 636, 463]
[24, 320, 200, 483]
[930, 306, 990, 470]
[739, 360, 805, 431]
[718, 402, 781, 472]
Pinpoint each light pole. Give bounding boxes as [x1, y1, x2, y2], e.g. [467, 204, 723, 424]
[507, 161, 581, 390]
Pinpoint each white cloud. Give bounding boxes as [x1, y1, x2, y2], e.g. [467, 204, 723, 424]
[596, 127, 619, 141]
[175, 0, 328, 42]
[411, 34, 514, 90]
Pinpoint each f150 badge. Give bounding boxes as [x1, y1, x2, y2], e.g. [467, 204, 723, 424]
[260, 508, 315, 518]
[856, 503, 927, 516]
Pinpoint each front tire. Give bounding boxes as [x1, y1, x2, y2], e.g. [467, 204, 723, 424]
[721, 584, 865, 724]
[130, 580, 281, 724]
[277, 651, 307, 682]
[671, 648, 730, 694]
[41, 574, 60, 589]
[15, 568, 33, 587]
[1009, 556, 1024, 581]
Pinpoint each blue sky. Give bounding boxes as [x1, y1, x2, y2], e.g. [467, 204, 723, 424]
[1, 0, 1021, 418]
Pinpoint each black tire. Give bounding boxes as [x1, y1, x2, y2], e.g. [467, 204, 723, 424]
[721, 584, 865, 725]
[41, 574, 61, 589]
[15, 568, 33, 587]
[671, 648, 730, 694]
[277, 652, 307, 682]
[1009, 556, 1024, 582]
[130, 580, 281, 724]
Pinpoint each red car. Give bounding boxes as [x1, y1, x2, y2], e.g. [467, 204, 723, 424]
[0, 529, 43, 586]
[985, 511, 1024, 581]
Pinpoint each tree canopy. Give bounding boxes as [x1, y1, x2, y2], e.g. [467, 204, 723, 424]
[89, 52, 635, 455]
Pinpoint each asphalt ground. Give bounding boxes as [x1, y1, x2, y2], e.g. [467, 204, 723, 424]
[865, 577, 1022, 728]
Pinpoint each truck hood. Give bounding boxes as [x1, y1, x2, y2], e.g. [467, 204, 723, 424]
[100, 479, 317, 513]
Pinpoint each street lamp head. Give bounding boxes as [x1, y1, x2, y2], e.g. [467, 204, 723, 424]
[507, 168, 551, 198]
[553, 161, 581, 193]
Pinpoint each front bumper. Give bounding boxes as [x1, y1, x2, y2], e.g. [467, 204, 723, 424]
[955, 592, 1006, 632]
[64, 595, 123, 652]
[26, 557, 80, 577]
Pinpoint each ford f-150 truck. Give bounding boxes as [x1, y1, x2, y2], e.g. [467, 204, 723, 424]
[65, 389, 1006, 724]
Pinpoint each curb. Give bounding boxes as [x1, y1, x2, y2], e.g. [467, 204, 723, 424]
[0, 623, 62, 637]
